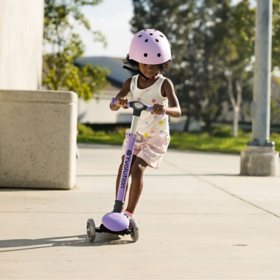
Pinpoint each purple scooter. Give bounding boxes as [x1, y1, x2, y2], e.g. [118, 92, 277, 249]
[86, 100, 153, 243]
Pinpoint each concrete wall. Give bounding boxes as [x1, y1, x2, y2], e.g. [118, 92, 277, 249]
[0, 0, 44, 90]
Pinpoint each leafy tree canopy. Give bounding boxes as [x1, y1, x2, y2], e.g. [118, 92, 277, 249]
[43, 0, 108, 100]
[130, 0, 280, 129]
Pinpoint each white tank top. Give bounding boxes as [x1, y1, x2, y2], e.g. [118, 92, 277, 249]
[128, 74, 169, 137]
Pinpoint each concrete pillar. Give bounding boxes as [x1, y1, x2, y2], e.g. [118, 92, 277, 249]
[0, 90, 78, 189]
[240, 0, 279, 176]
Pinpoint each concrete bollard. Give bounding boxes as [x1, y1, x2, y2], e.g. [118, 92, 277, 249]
[0, 90, 78, 189]
[240, 146, 279, 176]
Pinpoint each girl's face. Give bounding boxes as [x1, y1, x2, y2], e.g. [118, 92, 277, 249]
[139, 63, 160, 79]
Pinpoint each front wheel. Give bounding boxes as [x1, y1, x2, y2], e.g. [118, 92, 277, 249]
[130, 218, 139, 242]
[86, 218, 96, 243]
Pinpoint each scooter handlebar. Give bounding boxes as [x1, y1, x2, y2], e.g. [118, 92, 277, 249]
[111, 98, 154, 113]
[145, 106, 154, 113]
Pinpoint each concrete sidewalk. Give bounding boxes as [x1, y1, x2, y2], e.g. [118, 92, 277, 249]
[0, 144, 280, 280]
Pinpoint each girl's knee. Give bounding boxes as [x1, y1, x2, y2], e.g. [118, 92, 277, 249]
[130, 158, 147, 178]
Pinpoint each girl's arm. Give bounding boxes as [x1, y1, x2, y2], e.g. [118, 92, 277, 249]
[159, 78, 181, 118]
[110, 78, 132, 111]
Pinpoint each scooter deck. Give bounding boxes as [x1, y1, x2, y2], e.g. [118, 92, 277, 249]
[96, 224, 132, 236]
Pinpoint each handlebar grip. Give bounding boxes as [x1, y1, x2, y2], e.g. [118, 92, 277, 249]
[147, 106, 166, 115]
[111, 97, 118, 105]
[111, 97, 129, 109]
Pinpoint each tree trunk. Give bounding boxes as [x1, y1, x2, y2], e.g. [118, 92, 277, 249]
[232, 106, 240, 137]
[225, 72, 242, 138]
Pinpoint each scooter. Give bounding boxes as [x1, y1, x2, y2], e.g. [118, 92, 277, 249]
[86, 99, 153, 243]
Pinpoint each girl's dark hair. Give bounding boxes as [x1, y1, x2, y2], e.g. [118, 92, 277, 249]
[123, 54, 172, 75]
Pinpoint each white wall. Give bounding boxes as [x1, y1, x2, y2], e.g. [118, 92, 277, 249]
[0, 0, 44, 90]
[78, 97, 131, 124]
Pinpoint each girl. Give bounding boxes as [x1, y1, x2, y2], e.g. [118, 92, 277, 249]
[110, 28, 181, 218]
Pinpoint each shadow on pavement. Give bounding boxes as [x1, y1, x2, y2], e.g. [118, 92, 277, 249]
[0, 233, 134, 252]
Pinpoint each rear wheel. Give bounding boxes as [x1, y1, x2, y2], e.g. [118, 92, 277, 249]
[130, 218, 139, 242]
[86, 218, 96, 243]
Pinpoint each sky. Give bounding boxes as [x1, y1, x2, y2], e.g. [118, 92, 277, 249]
[81, 0, 134, 58]
[79, 0, 255, 58]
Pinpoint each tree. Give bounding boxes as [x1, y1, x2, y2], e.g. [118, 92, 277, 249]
[129, 1, 231, 129]
[271, 76, 280, 124]
[181, 0, 233, 131]
[219, 0, 255, 136]
[130, 0, 258, 131]
[130, 0, 280, 130]
[130, 0, 197, 127]
[43, 0, 108, 100]
[272, 0, 280, 70]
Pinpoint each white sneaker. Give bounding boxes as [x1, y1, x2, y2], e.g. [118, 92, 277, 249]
[123, 210, 133, 219]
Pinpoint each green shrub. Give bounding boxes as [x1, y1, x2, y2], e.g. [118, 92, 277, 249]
[77, 123, 94, 136]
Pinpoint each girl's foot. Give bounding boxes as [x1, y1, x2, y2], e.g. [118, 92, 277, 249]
[123, 210, 133, 219]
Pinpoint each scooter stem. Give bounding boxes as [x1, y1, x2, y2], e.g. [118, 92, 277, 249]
[116, 133, 136, 202]
[112, 101, 152, 213]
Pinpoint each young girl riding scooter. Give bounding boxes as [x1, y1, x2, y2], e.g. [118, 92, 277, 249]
[110, 28, 181, 218]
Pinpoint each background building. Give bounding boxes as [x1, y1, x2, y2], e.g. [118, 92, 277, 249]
[75, 56, 132, 124]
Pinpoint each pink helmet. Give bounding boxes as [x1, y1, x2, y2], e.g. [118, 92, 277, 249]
[128, 29, 171, 65]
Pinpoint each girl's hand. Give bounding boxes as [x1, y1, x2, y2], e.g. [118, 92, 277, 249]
[117, 97, 129, 108]
[110, 97, 129, 110]
[152, 103, 166, 115]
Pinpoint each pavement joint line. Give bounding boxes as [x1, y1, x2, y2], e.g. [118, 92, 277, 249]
[194, 175, 280, 220]
[164, 159, 280, 220]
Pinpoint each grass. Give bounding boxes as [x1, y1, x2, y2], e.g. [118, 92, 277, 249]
[77, 124, 125, 145]
[169, 132, 250, 154]
[77, 123, 280, 154]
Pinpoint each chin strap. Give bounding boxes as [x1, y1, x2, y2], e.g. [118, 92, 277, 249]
[145, 72, 160, 80]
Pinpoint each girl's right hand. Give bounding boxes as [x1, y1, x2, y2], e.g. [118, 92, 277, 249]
[110, 97, 129, 110]
[117, 97, 129, 108]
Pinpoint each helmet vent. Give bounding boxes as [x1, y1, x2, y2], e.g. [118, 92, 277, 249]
[144, 53, 148, 57]
[145, 39, 148, 42]
[157, 53, 161, 57]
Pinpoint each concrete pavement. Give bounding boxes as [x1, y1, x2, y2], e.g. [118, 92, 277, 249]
[0, 144, 280, 279]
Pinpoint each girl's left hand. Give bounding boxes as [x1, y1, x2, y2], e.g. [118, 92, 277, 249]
[152, 103, 166, 115]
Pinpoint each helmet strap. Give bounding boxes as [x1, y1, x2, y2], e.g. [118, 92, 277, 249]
[139, 71, 159, 81]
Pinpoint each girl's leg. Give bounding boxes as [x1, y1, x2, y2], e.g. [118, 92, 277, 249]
[125, 157, 148, 214]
